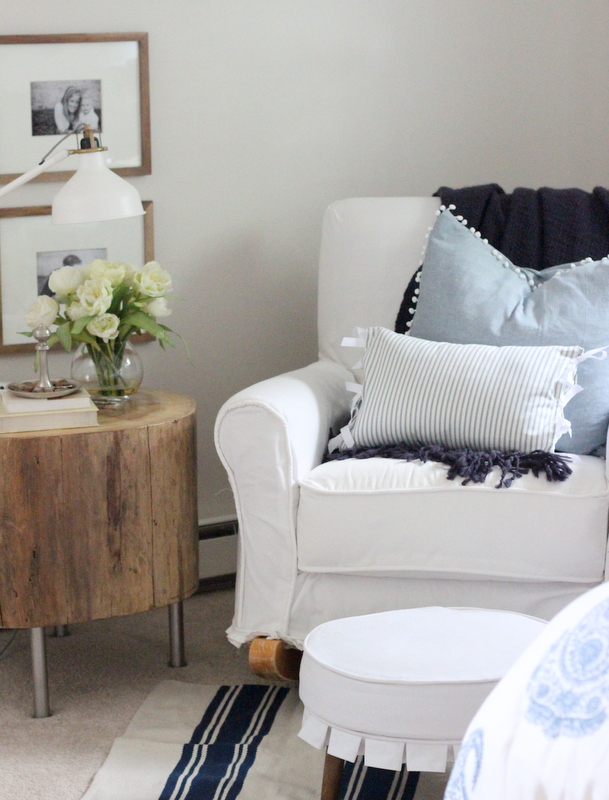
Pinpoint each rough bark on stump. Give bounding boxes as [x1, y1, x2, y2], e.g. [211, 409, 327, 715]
[0, 391, 198, 629]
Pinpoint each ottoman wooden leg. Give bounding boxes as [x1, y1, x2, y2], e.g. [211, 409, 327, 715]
[248, 637, 302, 680]
[321, 752, 344, 800]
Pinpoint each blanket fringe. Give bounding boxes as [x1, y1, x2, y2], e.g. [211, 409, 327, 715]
[324, 444, 572, 488]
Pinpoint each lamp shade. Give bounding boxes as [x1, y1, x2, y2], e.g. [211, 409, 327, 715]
[52, 151, 144, 224]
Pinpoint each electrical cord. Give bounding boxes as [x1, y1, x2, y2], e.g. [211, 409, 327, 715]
[0, 629, 19, 661]
[38, 127, 82, 164]
[37, 123, 103, 165]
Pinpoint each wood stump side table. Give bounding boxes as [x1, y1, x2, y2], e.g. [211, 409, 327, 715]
[0, 390, 199, 718]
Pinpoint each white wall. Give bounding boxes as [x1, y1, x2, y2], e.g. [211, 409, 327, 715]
[1, 1, 608, 522]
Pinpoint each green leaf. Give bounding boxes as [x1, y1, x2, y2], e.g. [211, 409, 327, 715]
[173, 331, 190, 359]
[117, 323, 135, 340]
[17, 330, 34, 338]
[109, 283, 131, 315]
[73, 330, 98, 347]
[46, 332, 60, 348]
[56, 321, 72, 353]
[121, 310, 172, 342]
[71, 315, 94, 335]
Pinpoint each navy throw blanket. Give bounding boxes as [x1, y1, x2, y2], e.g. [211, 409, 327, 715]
[325, 444, 573, 489]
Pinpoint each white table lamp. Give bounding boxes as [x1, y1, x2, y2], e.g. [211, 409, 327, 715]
[0, 126, 144, 224]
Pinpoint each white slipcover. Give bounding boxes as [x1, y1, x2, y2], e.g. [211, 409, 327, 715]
[214, 197, 609, 649]
[298, 607, 546, 772]
[297, 457, 608, 582]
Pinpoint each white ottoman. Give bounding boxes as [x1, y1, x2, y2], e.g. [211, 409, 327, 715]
[298, 607, 546, 799]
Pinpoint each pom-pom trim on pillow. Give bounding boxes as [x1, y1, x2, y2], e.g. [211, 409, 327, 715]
[408, 209, 609, 454]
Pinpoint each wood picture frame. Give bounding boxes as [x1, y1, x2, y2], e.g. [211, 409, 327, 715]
[0, 201, 154, 354]
[0, 33, 151, 182]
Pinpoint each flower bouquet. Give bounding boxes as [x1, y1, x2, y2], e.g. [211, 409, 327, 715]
[23, 259, 176, 405]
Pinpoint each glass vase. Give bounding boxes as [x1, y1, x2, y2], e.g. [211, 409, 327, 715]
[70, 340, 143, 407]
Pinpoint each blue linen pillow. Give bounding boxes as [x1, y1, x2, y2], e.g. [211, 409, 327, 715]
[409, 210, 609, 454]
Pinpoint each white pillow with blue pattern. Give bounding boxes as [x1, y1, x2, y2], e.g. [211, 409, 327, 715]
[445, 580, 609, 800]
[333, 327, 589, 454]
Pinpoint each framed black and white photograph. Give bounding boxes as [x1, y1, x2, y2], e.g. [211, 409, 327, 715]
[0, 202, 154, 353]
[0, 33, 150, 182]
[31, 79, 102, 136]
[36, 247, 108, 295]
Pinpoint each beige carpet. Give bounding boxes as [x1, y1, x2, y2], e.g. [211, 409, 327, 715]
[0, 588, 448, 800]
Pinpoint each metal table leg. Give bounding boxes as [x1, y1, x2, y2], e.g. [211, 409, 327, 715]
[168, 601, 186, 667]
[30, 627, 50, 718]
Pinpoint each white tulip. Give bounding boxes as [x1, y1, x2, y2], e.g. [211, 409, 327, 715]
[133, 261, 172, 297]
[143, 296, 172, 317]
[76, 277, 113, 316]
[88, 259, 134, 287]
[66, 302, 89, 321]
[48, 266, 85, 297]
[25, 295, 59, 329]
[122, 262, 136, 285]
[86, 313, 120, 340]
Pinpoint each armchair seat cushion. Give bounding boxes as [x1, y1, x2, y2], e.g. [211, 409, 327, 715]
[297, 456, 609, 583]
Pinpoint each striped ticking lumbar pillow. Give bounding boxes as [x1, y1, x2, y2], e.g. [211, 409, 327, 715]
[336, 328, 585, 453]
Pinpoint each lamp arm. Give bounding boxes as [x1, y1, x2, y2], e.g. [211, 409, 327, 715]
[0, 149, 71, 201]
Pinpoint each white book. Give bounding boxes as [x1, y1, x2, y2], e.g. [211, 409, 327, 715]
[0, 397, 98, 433]
[0, 386, 92, 413]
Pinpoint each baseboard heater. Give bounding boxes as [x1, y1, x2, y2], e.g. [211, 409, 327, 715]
[197, 519, 238, 592]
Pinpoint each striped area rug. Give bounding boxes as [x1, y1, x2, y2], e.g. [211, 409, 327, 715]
[81, 682, 423, 800]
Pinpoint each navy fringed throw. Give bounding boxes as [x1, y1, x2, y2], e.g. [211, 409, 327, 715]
[324, 444, 572, 488]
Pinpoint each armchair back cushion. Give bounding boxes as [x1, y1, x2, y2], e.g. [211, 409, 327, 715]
[317, 197, 439, 368]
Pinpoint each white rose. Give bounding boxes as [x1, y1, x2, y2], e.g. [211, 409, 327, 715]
[88, 259, 134, 287]
[133, 261, 172, 297]
[66, 302, 89, 321]
[76, 277, 113, 316]
[86, 313, 120, 340]
[25, 295, 59, 328]
[143, 296, 171, 317]
[48, 266, 85, 297]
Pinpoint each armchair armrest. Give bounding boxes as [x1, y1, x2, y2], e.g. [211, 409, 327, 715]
[215, 359, 351, 645]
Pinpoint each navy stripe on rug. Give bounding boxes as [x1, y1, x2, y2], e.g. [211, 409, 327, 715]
[341, 758, 419, 800]
[159, 685, 289, 800]
[159, 685, 419, 800]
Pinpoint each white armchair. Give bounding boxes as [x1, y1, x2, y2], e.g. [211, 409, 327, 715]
[215, 197, 609, 666]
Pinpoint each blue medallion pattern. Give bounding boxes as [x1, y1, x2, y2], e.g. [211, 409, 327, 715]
[444, 728, 484, 800]
[526, 595, 609, 738]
